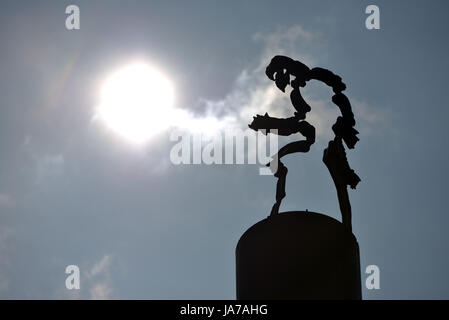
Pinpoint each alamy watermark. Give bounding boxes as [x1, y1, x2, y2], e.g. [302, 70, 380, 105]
[65, 264, 80, 290]
[365, 5, 380, 30]
[365, 264, 380, 290]
[65, 5, 80, 30]
[169, 128, 279, 175]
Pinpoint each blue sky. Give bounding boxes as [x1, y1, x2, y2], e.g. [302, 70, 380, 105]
[0, 0, 449, 299]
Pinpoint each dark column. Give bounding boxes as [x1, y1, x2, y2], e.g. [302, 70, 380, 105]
[236, 211, 361, 300]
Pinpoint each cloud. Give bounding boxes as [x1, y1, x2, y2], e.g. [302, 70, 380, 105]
[89, 283, 113, 300]
[85, 254, 115, 300]
[87, 254, 112, 278]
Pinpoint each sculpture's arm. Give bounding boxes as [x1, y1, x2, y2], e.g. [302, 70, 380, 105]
[248, 114, 315, 137]
[248, 113, 299, 136]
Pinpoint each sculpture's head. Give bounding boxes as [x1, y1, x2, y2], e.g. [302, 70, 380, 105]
[264, 55, 358, 150]
[265, 55, 310, 92]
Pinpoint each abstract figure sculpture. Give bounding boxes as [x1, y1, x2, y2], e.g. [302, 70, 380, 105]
[248, 55, 360, 232]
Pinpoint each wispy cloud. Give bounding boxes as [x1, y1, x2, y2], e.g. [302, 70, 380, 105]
[86, 254, 115, 300]
[89, 283, 114, 300]
[87, 254, 112, 278]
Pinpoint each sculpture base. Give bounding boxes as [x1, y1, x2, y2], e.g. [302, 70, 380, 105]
[236, 211, 361, 300]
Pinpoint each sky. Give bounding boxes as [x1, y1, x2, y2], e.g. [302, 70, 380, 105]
[0, 0, 449, 299]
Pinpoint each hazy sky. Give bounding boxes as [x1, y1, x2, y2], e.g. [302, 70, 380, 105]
[1, 0, 449, 299]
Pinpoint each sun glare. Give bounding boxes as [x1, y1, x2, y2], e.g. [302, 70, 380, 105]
[97, 63, 175, 144]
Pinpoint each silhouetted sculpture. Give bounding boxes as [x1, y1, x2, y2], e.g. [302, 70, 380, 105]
[248, 55, 360, 232]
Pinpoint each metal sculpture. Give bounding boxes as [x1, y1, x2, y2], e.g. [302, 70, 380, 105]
[248, 55, 360, 231]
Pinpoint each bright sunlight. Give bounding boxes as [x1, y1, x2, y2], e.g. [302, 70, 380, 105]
[97, 63, 175, 144]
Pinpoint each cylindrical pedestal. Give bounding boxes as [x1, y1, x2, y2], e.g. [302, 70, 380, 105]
[236, 211, 361, 300]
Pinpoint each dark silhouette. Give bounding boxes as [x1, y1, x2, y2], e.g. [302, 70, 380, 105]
[248, 55, 360, 232]
[237, 56, 363, 299]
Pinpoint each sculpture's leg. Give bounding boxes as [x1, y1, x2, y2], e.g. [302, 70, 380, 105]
[270, 160, 288, 216]
[335, 183, 352, 232]
[323, 138, 358, 233]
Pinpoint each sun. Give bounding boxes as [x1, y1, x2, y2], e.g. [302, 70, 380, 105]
[97, 63, 175, 144]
